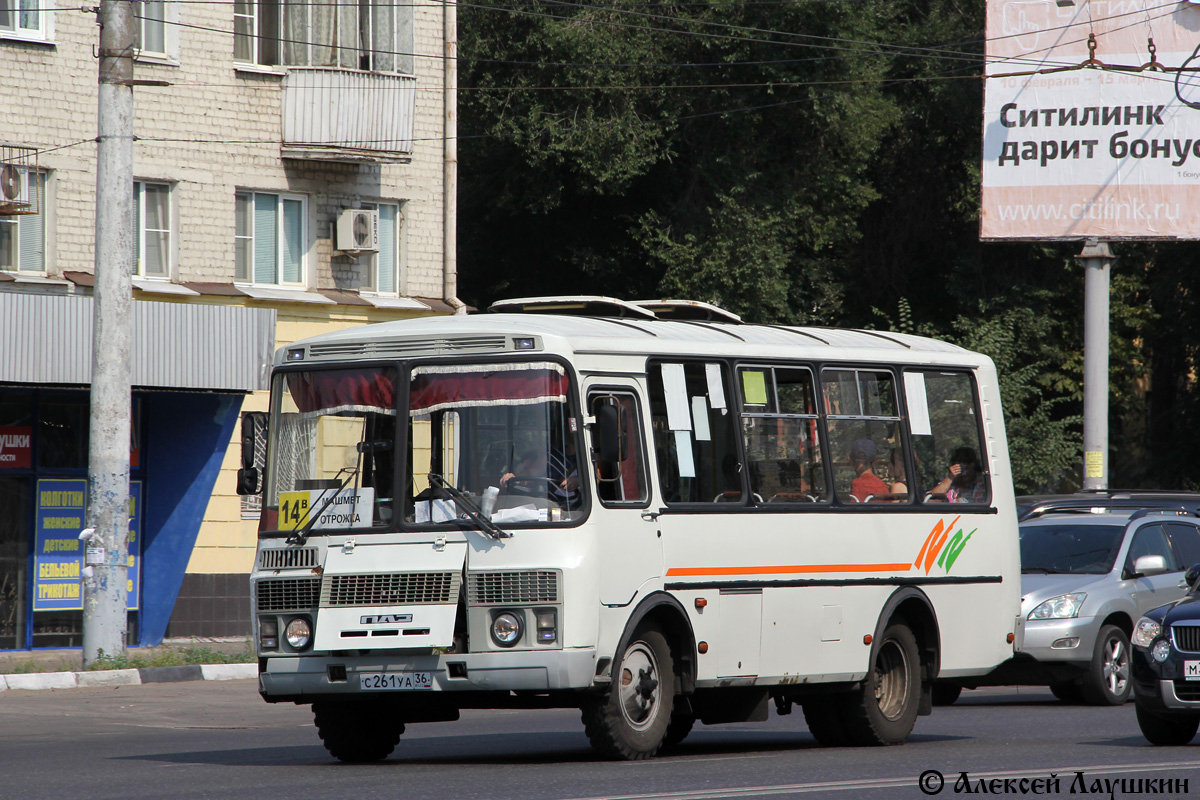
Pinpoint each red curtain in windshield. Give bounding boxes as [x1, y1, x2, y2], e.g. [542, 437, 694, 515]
[409, 365, 568, 415]
[287, 369, 398, 415]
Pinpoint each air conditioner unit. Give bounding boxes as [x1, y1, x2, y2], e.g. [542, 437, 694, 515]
[0, 163, 30, 208]
[336, 209, 379, 253]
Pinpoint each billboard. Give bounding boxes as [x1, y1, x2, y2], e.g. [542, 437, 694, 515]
[982, 0, 1200, 239]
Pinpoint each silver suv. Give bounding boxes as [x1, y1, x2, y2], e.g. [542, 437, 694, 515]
[941, 509, 1200, 705]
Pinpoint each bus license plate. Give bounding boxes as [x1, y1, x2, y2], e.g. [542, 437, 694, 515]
[360, 672, 434, 691]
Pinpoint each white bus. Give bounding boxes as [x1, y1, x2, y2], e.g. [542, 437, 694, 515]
[240, 296, 1022, 762]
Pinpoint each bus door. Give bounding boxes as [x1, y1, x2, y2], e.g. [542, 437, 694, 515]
[648, 360, 763, 678]
[586, 385, 660, 607]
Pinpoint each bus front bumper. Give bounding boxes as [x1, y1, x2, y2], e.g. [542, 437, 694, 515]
[259, 648, 599, 701]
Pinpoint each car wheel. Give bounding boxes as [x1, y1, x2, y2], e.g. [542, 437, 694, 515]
[1049, 681, 1084, 703]
[932, 683, 962, 706]
[1136, 701, 1200, 746]
[1079, 624, 1132, 705]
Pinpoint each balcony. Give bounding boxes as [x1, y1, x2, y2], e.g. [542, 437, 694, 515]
[281, 68, 417, 163]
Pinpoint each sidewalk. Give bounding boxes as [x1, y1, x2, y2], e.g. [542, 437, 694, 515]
[0, 637, 257, 691]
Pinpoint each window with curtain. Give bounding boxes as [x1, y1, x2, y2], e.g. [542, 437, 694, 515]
[362, 201, 402, 294]
[234, 0, 414, 74]
[134, 181, 171, 278]
[0, 0, 46, 38]
[0, 170, 45, 273]
[134, 0, 165, 55]
[235, 190, 306, 285]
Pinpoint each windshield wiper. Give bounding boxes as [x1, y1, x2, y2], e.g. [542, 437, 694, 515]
[287, 466, 359, 546]
[427, 473, 511, 540]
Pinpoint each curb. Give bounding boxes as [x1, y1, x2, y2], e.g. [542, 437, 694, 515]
[0, 662, 257, 691]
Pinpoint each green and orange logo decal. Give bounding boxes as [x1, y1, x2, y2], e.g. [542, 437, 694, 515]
[913, 515, 977, 575]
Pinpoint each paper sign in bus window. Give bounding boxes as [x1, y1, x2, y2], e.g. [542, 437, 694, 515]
[742, 370, 768, 406]
[692, 396, 711, 442]
[675, 430, 696, 478]
[705, 363, 726, 410]
[904, 372, 932, 436]
[661, 363, 692, 431]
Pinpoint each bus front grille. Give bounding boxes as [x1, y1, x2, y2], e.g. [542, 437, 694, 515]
[259, 547, 319, 570]
[256, 577, 321, 611]
[321, 572, 462, 606]
[468, 571, 559, 605]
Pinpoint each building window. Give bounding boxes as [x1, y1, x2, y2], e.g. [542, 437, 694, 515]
[134, 181, 171, 278]
[0, 0, 47, 39]
[235, 0, 413, 73]
[134, 0, 165, 55]
[235, 190, 306, 285]
[363, 201, 402, 294]
[0, 171, 45, 273]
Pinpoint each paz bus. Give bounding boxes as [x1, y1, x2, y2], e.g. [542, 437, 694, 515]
[239, 296, 1022, 762]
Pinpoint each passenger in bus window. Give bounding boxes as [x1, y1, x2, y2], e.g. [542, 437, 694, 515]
[848, 439, 888, 502]
[931, 446, 987, 503]
[887, 448, 910, 501]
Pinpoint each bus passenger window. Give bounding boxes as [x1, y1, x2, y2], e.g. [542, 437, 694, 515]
[738, 366, 827, 504]
[906, 371, 990, 505]
[589, 392, 648, 506]
[649, 362, 742, 504]
[821, 369, 901, 504]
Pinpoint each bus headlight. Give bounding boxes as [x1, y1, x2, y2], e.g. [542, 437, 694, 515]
[285, 617, 312, 650]
[491, 611, 523, 647]
[536, 609, 557, 643]
[259, 617, 279, 651]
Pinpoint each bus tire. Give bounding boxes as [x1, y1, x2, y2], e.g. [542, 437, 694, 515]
[313, 701, 404, 762]
[841, 622, 921, 746]
[582, 625, 675, 760]
[663, 712, 696, 749]
[802, 694, 851, 747]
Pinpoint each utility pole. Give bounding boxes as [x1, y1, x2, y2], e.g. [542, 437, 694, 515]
[1078, 239, 1114, 492]
[83, 0, 135, 666]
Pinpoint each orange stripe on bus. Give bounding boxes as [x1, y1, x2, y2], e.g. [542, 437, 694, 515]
[665, 563, 914, 577]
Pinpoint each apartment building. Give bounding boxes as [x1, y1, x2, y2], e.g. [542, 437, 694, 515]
[0, 0, 458, 650]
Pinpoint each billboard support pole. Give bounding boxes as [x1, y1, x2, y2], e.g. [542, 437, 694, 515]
[1077, 239, 1114, 491]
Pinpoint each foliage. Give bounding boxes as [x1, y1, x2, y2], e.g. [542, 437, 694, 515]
[84, 645, 256, 671]
[457, 0, 1200, 490]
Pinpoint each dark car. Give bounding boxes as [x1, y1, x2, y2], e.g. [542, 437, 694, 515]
[1018, 491, 1200, 522]
[1132, 564, 1200, 745]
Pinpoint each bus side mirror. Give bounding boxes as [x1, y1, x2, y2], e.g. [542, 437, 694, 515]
[236, 467, 260, 496]
[237, 412, 267, 496]
[596, 402, 626, 463]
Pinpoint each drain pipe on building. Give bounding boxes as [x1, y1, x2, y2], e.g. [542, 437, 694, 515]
[443, 0, 466, 315]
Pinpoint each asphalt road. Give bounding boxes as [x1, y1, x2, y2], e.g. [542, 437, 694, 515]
[3, 681, 1200, 800]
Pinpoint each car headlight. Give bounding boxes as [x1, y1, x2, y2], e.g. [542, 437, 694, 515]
[490, 611, 523, 647]
[1153, 639, 1172, 663]
[1028, 593, 1087, 620]
[285, 617, 312, 650]
[1133, 616, 1162, 648]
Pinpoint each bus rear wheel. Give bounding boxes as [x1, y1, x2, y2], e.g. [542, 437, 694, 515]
[841, 622, 921, 746]
[582, 625, 675, 760]
[313, 701, 404, 762]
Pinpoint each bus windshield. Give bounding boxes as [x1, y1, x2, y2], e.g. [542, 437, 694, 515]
[407, 361, 583, 526]
[261, 361, 584, 534]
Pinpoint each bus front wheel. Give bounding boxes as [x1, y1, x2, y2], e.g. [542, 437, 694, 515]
[582, 625, 675, 760]
[841, 622, 921, 746]
[313, 701, 404, 762]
